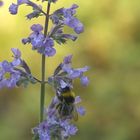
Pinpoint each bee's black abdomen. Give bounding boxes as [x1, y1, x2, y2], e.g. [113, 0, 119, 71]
[64, 96, 75, 104]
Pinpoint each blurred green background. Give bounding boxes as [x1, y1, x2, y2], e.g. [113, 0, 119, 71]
[0, 0, 140, 140]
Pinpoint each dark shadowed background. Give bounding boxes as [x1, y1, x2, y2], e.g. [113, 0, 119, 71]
[0, 0, 140, 140]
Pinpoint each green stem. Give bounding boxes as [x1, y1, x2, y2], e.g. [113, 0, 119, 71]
[40, 2, 51, 122]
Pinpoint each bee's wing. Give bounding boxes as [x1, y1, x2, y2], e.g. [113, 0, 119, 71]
[72, 106, 78, 121]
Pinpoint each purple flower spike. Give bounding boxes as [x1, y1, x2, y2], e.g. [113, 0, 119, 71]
[9, 3, 18, 15]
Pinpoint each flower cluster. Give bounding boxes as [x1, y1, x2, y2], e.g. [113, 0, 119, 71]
[33, 96, 85, 140]
[21, 3, 84, 56]
[9, 1, 84, 56]
[48, 55, 89, 89]
[50, 4, 84, 34]
[22, 24, 56, 56]
[0, 48, 36, 88]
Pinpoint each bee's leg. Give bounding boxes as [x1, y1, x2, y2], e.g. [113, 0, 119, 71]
[56, 104, 60, 109]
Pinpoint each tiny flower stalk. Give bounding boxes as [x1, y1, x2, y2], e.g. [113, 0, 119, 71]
[0, 0, 89, 139]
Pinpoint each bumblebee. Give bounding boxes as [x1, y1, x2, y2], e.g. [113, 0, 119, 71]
[56, 86, 78, 121]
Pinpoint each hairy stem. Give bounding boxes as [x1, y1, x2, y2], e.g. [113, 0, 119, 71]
[40, 2, 51, 122]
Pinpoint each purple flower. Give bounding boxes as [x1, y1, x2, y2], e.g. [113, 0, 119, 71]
[63, 4, 79, 18]
[11, 48, 21, 58]
[80, 76, 89, 86]
[63, 55, 72, 64]
[23, 25, 44, 49]
[22, 24, 56, 56]
[9, 0, 43, 16]
[76, 106, 86, 116]
[17, 0, 29, 5]
[61, 55, 89, 85]
[60, 120, 78, 139]
[75, 96, 86, 116]
[11, 48, 22, 66]
[64, 17, 84, 34]
[48, 55, 89, 89]
[44, 46, 56, 57]
[37, 37, 56, 56]
[22, 38, 30, 44]
[27, 24, 44, 50]
[50, 4, 84, 34]
[0, 1, 3, 7]
[9, 3, 18, 14]
[68, 67, 89, 80]
[0, 61, 21, 88]
[30, 33, 44, 49]
[68, 70, 81, 79]
[33, 114, 78, 140]
[31, 24, 43, 32]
